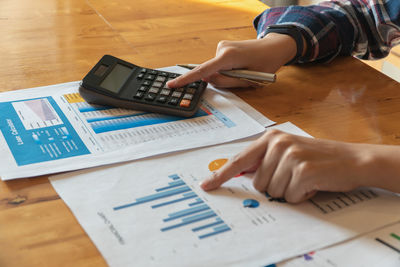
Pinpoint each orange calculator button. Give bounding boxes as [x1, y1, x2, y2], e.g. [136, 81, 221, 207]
[179, 99, 191, 108]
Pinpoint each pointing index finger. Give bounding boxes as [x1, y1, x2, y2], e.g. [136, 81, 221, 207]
[201, 136, 269, 191]
[167, 57, 225, 88]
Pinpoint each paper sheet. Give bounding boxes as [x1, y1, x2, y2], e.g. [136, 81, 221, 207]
[49, 122, 400, 267]
[277, 221, 400, 267]
[0, 79, 269, 180]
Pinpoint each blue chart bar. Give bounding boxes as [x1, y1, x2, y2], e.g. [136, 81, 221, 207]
[202, 100, 236, 128]
[113, 174, 231, 239]
[76, 102, 113, 113]
[86, 113, 147, 123]
[88, 109, 208, 134]
[169, 174, 180, 180]
[192, 218, 223, 232]
[189, 197, 204, 206]
[156, 180, 185, 192]
[164, 204, 210, 222]
[113, 186, 191, 210]
[199, 224, 231, 239]
[151, 192, 197, 209]
[161, 210, 217, 232]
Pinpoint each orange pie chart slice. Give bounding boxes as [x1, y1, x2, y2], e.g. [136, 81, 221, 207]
[208, 158, 228, 172]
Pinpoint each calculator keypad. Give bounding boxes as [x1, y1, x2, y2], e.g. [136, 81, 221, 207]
[133, 69, 204, 109]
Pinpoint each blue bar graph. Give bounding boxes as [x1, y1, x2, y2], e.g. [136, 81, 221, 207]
[76, 100, 235, 134]
[86, 110, 208, 134]
[113, 174, 231, 239]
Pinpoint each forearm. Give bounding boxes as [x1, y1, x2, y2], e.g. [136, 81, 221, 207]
[254, 0, 400, 63]
[361, 143, 400, 193]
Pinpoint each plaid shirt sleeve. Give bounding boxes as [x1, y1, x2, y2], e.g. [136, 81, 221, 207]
[253, 0, 400, 63]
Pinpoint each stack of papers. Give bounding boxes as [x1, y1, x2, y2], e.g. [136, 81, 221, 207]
[0, 67, 398, 266]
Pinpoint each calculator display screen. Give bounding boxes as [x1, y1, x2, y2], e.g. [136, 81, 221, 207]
[100, 64, 132, 93]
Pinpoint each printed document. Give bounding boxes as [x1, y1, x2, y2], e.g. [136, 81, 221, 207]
[50, 122, 400, 267]
[0, 81, 267, 180]
[278, 222, 400, 267]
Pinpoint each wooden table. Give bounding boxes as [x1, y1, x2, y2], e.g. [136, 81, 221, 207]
[0, 0, 399, 266]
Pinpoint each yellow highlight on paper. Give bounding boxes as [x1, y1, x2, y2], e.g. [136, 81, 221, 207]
[64, 93, 85, 103]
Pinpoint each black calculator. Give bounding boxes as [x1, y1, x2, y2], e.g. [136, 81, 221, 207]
[79, 55, 207, 117]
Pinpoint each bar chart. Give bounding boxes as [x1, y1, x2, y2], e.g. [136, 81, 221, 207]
[64, 93, 238, 151]
[113, 174, 231, 240]
[66, 93, 234, 134]
[308, 189, 379, 214]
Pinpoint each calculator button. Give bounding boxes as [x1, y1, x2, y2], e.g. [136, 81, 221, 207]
[145, 93, 156, 101]
[142, 80, 151, 86]
[137, 73, 144, 79]
[175, 87, 184, 92]
[148, 87, 159, 94]
[160, 89, 171, 96]
[157, 96, 168, 103]
[183, 93, 193, 100]
[163, 83, 170, 89]
[138, 86, 148, 92]
[140, 68, 147, 73]
[159, 72, 168, 77]
[186, 88, 196, 94]
[179, 99, 191, 108]
[134, 91, 144, 99]
[149, 70, 157, 75]
[168, 97, 179, 105]
[171, 91, 182, 98]
[169, 73, 179, 78]
[145, 74, 155, 80]
[152, 81, 163, 88]
[155, 76, 166, 82]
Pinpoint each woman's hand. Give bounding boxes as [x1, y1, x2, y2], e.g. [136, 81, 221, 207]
[201, 130, 400, 203]
[167, 33, 297, 89]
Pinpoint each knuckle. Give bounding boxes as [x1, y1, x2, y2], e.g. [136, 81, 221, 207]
[218, 45, 239, 58]
[265, 129, 281, 137]
[293, 161, 313, 180]
[284, 145, 303, 161]
[217, 40, 231, 50]
[269, 133, 295, 153]
[263, 129, 285, 142]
